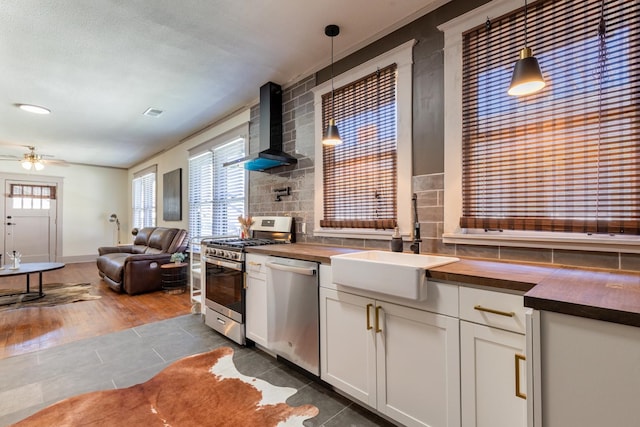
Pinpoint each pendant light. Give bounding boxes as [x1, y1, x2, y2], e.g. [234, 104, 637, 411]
[322, 24, 342, 145]
[508, 0, 545, 96]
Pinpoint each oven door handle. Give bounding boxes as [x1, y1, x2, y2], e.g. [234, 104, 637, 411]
[204, 257, 242, 270]
[266, 261, 316, 276]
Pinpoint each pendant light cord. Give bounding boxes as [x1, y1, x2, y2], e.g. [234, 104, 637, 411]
[331, 34, 335, 120]
[524, 0, 528, 46]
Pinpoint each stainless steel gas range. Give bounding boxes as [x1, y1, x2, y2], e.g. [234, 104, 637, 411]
[200, 216, 294, 344]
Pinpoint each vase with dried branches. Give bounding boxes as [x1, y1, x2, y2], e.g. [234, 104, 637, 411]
[238, 215, 254, 239]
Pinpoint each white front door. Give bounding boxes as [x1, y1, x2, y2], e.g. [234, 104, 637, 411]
[4, 180, 58, 263]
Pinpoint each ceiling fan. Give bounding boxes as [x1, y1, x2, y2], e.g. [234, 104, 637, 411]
[0, 146, 68, 171]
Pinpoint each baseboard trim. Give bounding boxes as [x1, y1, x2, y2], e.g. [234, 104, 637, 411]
[60, 254, 97, 263]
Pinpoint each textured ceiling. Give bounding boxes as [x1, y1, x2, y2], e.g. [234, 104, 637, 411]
[0, 0, 446, 169]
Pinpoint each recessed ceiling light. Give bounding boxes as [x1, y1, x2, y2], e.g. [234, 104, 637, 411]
[17, 104, 51, 115]
[143, 107, 163, 117]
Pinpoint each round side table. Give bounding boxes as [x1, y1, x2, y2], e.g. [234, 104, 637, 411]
[160, 262, 188, 294]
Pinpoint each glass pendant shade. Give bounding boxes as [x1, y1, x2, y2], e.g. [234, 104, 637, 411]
[21, 160, 33, 170]
[323, 119, 342, 145]
[508, 47, 545, 96]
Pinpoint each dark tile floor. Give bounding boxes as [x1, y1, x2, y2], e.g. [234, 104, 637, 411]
[0, 314, 396, 426]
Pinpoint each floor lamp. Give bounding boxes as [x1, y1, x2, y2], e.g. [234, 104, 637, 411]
[109, 213, 120, 244]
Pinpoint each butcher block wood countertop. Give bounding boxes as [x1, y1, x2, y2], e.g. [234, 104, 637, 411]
[245, 243, 363, 264]
[246, 243, 640, 328]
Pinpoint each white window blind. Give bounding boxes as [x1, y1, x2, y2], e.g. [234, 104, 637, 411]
[132, 170, 156, 229]
[189, 151, 213, 238]
[188, 137, 245, 238]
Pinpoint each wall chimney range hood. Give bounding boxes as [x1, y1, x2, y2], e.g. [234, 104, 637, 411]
[223, 82, 297, 171]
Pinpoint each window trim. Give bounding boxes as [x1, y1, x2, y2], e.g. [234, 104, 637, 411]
[187, 124, 248, 240]
[439, 0, 640, 253]
[188, 123, 249, 158]
[312, 40, 415, 239]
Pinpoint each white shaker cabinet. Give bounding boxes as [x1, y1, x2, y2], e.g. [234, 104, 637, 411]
[245, 253, 269, 348]
[320, 289, 376, 406]
[459, 287, 527, 427]
[320, 286, 460, 427]
[460, 322, 526, 427]
[528, 310, 640, 427]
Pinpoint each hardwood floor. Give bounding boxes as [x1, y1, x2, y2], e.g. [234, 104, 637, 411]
[0, 261, 193, 360]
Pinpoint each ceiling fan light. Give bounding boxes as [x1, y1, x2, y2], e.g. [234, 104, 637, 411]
[21, 160, 33, 170]
[323, 118, 342, 145]
[34, 161, 45, 171]
[508, 48, 545, 96]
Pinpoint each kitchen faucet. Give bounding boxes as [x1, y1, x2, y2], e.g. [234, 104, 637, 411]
[409, 193, 421, 254]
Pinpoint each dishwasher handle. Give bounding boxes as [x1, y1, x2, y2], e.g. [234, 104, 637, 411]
[266, 261, 316, 276]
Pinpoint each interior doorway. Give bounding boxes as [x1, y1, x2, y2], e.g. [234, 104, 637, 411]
[3, 177, 61, 263]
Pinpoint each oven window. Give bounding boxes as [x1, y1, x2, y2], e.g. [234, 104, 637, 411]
[205, 264, 244, 316]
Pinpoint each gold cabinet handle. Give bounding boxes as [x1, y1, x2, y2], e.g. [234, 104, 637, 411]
[366, 303, 373, 330]
[515, 353, 527, 399]
[248, 261, 262, 267]
[474, 305, 515, 318]
[375, 305, 383, 333]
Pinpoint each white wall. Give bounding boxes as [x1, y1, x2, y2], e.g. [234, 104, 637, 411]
[62, 164, 128, 258]
[0, 161, 127, 262]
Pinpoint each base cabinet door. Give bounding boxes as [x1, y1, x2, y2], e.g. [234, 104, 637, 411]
[245, 254, 268, 347]
[460, 321, 527, 427]
[320, 287, 460, 427]
[377, 302, 460, 427]
[320, 287, 377, 407]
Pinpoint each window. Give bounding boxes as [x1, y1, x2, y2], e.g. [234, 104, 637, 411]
[188, 125, 247, 239]
[460, 0, 640, 235]
[10, 184, 56, 209]
[441, 0, 640, 251]
[313, 41, 414, 238]
[320, 64, 398, 230]
[132, 166, 156, 229]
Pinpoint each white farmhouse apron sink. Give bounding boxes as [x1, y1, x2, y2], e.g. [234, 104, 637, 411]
[330, 250, 459, 300]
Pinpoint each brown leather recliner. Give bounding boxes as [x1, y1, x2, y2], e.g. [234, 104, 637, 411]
[97, 227, 188, 295]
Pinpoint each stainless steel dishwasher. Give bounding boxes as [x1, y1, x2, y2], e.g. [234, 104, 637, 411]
[265, 256, 319, 376]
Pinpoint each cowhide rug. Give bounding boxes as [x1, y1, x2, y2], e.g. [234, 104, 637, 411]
[12, 347, 319, 427]
[0, 283, 99, 312]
